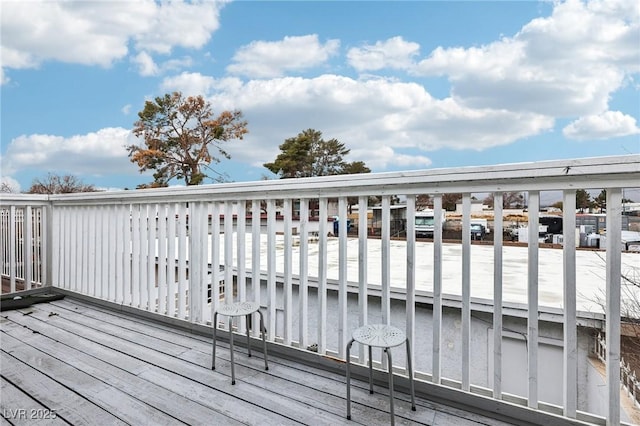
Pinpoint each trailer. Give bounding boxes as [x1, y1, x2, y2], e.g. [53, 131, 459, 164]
[415, 209, 446, 238]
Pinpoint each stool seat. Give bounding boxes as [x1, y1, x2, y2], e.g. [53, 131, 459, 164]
[346, 324, 416, 425]
[217, 301, 261, 317]
[352, 324, 406, 348]
[212, 301, 268, 385]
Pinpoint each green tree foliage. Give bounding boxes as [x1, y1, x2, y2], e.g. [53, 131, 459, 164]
[264, 129, 370, 178]
[576, 189, 592, 212]
[591, 189, 634, 212]
[594, 189, 607, 212]
[127, 92, 248, 187]
[342, 160, 371, 175]
[28, 173, 98, 194]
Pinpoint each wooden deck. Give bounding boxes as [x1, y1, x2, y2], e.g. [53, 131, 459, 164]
[1, 297, 516, 426]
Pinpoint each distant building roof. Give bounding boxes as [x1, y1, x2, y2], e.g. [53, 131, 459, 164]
[219, 235, 640, 317]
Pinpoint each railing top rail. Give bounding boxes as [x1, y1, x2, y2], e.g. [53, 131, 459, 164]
[0, 194, 50, 206]
[1, 154, 638, 205]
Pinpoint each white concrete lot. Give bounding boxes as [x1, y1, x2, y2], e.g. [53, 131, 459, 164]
[232, 235, 640, 315]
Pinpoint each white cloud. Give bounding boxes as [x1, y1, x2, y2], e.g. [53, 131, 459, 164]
[133, 1, 224, 54]
[360, 146, 432, 170]
[1, 128, 138, 177]
[0, 176, 21, 193]
[6, 0, 636, 183]
[2, 2, 136, 68]
[132, 52, 195, 77]
[347, 36, 420, 72]
[162, 56, 194, 73]
[0, 68, 8, 85]
[132, 51, 159, 77]
[413, 0, 639, 117]
[226, 34, 340, 78]
[160, 72, 218, 98]
[161, 74, 553, 170]
[563, 111, 640, 140]
[0, 1, 225, 77]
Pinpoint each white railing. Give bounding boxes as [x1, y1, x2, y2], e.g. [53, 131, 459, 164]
[595, 332, 640, 409]
[1, 154, 639, 425]
[0, 196, 49, 293]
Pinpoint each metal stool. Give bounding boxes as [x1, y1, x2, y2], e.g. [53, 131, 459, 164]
[346, 324, 416, 425]
[212, 301, 268, 385]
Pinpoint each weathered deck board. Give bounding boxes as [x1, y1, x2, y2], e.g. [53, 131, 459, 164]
[46, 299, 425, 422]
[45, 300, 434, 423]
[1, 320, 242, 426]
[0, 351, 127, 425]
[1, 298, 514, 426]
[1, 333, 186, 426]
[0, 377, 68, 426]
[2, 307, 307, 425]
[21, 304, 353, 425]
[41, 301, 401, 425]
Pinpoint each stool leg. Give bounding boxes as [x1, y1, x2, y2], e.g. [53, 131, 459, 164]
[229, 316, 236, 385]
[245, 313, 252, 358]
[368, 345, 374, 394]
[258, 310, 269, 370]
[406, 338, 416, 411]
[212, 312, 218, 370]
[385, 348, 395, 426]
[346, 338, 354, 420]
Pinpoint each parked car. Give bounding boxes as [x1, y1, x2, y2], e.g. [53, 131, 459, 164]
[470, 223, 486, 241]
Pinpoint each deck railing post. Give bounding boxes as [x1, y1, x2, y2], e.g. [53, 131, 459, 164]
[9, 205, 16, 293]
[527, 191, 540, 409]
[298, 197, 309, 349]
[338, 196, 348, 359]
[562, 189, 577, 417]
[250, 199, 261, 336]
[283, 198, 293, 345]
[317, 197, 328, 354]
[432, 194, 443, 385]
[357, 195, 368, 362]
[605, 188, 622, 426]
[493, 192, 503, 399]
[266, 199, 277, 341]
[380, 195, 391, 369]
[461, 193, 471, 391]
[50, 202, 59, 288]
[406, 195, 416, 377]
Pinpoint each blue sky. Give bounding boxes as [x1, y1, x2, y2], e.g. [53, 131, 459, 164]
[1, 0, 639, 194]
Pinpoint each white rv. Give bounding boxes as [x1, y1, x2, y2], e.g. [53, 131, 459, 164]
[415, 210, 446, 238]
[470, 218, 490, 234]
